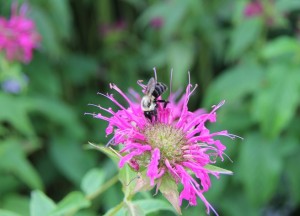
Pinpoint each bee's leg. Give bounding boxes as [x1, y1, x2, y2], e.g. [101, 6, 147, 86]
[153, 109, 158, 122]
[156, 99, 169, 108]
[144, 111, 152, 122]
[163, 101, 169, 108]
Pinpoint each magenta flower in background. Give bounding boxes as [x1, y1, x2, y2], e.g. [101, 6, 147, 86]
[244, 1, 263, 17]
[150, 17, 164, 29]
[99, 20, 127, 37]
[0, 3, 40, 63]
[90, 71, 237, 215]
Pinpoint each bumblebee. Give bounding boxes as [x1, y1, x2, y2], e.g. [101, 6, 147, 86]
[141, 77, 168, 122]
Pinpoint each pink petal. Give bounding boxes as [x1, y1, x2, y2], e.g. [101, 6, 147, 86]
[147, 148, 160, 186]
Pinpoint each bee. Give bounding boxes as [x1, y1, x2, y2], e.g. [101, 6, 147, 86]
[141, 77, 169, 122]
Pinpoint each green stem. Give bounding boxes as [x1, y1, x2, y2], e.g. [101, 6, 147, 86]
[105, 202, 124, 216]
[86, 174, 119, 200]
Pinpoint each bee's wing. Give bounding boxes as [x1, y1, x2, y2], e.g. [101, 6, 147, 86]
[145, 77, 156, 95]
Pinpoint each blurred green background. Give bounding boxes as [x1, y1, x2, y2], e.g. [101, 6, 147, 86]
[1, 0, 300, 215]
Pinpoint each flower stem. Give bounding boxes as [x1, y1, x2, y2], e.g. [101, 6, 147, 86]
[86, 174, 119, 200]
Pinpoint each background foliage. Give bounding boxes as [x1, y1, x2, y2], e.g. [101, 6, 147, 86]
[1, 0, 300, 215]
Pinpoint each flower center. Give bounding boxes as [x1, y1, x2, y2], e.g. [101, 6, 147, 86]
[143, 123, 187, 163]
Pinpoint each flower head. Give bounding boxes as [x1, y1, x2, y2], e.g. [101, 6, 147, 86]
[1, 73, 29, 94]
[0, 3, 41, 63]
[244, 1, 263, 17]
[90, 70, 237, 215]
[150, 17, 164, 29]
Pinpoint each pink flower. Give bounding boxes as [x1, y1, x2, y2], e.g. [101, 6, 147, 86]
[150, 17, 164, 29]
[0, 3, 40, 63]
[99, 20, 127, 37]
[244, 1, 263, 17]
[90, 71, 237, 215]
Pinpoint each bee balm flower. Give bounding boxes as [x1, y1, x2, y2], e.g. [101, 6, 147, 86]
[90, 72, 237, 215]
[0, 3, 40, 63]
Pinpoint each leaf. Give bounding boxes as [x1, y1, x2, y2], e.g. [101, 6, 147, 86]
[227, 17, 263, 61]
[275, 0, 300, 13]
[26, 97, 85, 139]
[46, 0, 72, 40]
[0, 139, 43, 190]
[204, 59, 264, 106]
[87, 142, 120, 165]
[24, 54, 61, 97]
[167, 41, 194, 89]
[237, 133, 283, 206]
[119, 164, 139, 199]
[30, 6, 61, 57]
[0, 93, 35, 136]
[0, 210, 22, 216]
[137, 1, 189, 39]
[0, 174, 20, 194]
[103, 202, 124, 216]
[261, 36, 300, 60]
[133, 170, 153, 193]
[134, 199, 175, 214]
[49, 137, 96, 185]
[81, 168, 106, 196]
[30, 191, 56, 216]
[49, 192, 90, 216]
[252, 64, 299, 138]
[64, 54, 98, 85]
[220, 191, 261, 216]
[286, 150, 300, 203]
[2, 194, 30, 216]
[123, 201, 145, 216]
[159, 174, 181, 215]
[204, 164, 233, 175]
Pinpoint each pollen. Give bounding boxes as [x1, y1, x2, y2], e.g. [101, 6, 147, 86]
[143, 123, 187, 163]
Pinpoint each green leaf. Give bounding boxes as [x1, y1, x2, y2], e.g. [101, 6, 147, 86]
[227, 17, 263, 61]
[26, 97, 85, 139]
[220, 191, 261, 216]
[30, 191, 56, 216]
[46, 0, 72, 40]
[237, 133, 283, 206]
[81, 168, 105, 196]
[252, 64, 299, 138]
[204, 164, 233, 175]
[0, 139, 43, 190]
[159, 174, 181, 215]
[167, 41, 194, 89]
[119, 164, 139, 199]
[137, 1, 189, 39]
[49, 192, 90, 216]
[0, 93, 35, 136]
[261, 36, 300, 60]
[123, 201, 145, 216]
[103, 202, 124, 216]
[25, 54, 61, 97]
[87, 142, 120, 165]
[134, 199, 175, 214]
[0, 210, 22, 216]
[0, 174, 20, 194]
[30, 6, 61, 57]
[204, 59, 264, 106]
[286, 149, 300, 203]
[275, 0, 300, 13]
[64, 54, 98, 85]
[49, 137, 96, 185]
[133, 170, 153, 193]
[110, 201, 152, 216]
[2, 194, 30, 216]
